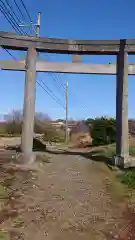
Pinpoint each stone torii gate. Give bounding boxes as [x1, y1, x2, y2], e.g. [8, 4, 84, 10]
[0, 32, 135, 167]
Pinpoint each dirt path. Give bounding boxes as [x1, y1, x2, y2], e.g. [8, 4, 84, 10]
[0, 148, 133, 239]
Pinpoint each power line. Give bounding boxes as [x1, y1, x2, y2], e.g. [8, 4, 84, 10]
[1, 3, 66, 111]
[0, 0, 26, 34]
[12, 0, 27, 22]
[0, 4, 21, 34]
[0, 3, 65, 110]
[41, 54, 90, 114]
[19, 0, 33, 23]
[1, 0, 90, 116]
[48, 71, 90, 114]
[5, 0, 22, 24]
[0, 2, 89, 114]
[37, 80, 65, 109]
[56, 74, 90, 113]
[0, 0, 27, 60]
[47, 72, 66, 98]
[6, 0, 32, 35]
[3, 48, 17, 60]
[39, 78, 64, 107]
[41, 54, 66, 91]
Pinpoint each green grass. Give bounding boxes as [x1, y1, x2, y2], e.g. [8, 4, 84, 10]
[101, 144, 135, 189]
[91, 144, 135, 158]
[0, 185, 7, 198]
[0, 185, 8, 211]
[89, 145, 135, 190]
[118, 170, 135, 189]
[0, 231, 9, 240]
[13, 216, 25, 228]
[129, 146, 135, 156]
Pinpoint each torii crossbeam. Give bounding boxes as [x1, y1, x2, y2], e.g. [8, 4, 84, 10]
[1, 60, 135, 75]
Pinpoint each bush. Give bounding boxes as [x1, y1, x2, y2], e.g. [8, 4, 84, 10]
[6, 120, 22, 135]
[43, 125, 65, 143]
[119, 170, 135, 188]
[90, 117, 116, 146]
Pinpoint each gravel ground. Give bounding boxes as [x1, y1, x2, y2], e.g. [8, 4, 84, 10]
[0, 147, 133, 239]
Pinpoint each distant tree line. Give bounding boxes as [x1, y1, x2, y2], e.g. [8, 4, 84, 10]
[0, 110, 51, 135]
[0, 110, 65, 142]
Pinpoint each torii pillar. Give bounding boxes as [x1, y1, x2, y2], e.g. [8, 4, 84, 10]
[21, 46, 37, 163]
[115, 40, 130, 167]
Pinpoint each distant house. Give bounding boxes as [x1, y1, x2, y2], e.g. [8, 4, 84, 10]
[51, 121, 64, 128]
[48, 120, 77, 131]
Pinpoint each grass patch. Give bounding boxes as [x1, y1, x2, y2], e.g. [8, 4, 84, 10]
[0, 185, 7, 199]
[0, 231, 9, 240]
[110, 172, 129, 201]
[129, 146, 135, 156]
[93, 144, 135, 157]
[89, 144, 135, 163]
[0, 185, 8, 211]
[88, 145, 135, 191]
[13, 216, 25, 228]
[118, 170, 135, 189]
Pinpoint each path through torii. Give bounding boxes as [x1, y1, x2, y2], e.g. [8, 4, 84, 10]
[0, 32, 134, 167]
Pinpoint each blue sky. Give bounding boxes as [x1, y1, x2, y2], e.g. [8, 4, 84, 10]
[0, 0, 135, 120]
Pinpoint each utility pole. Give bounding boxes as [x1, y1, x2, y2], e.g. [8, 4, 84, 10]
[36, 12, 41, 37]
[35, 12, 40, 61]
[65, 79, 68, 143]
[19, 12, 41, 37]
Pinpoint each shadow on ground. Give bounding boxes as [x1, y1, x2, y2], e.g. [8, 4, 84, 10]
[5, 138, 46, 152]
[45, 147, 114, 166]
[4, 140, 135, 170]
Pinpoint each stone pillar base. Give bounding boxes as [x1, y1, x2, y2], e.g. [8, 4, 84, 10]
[16, 152, 36, 165]
[114, 155, 131, 168]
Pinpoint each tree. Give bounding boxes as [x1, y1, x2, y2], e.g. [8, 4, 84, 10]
[5, 110, 22, 135]
[4, 110, 52, 134]
[4, 110, 51, 135]
[90, 117, 116, 146]
[85, 118, 95, 126]
[4, 110, 23, 122]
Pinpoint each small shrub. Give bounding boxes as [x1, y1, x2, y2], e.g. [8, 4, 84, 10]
[90, 117, 116, 146]
[119, 170, 135, 188]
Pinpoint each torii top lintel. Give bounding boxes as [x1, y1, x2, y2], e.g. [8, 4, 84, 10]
[1, 31, 135, 55]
